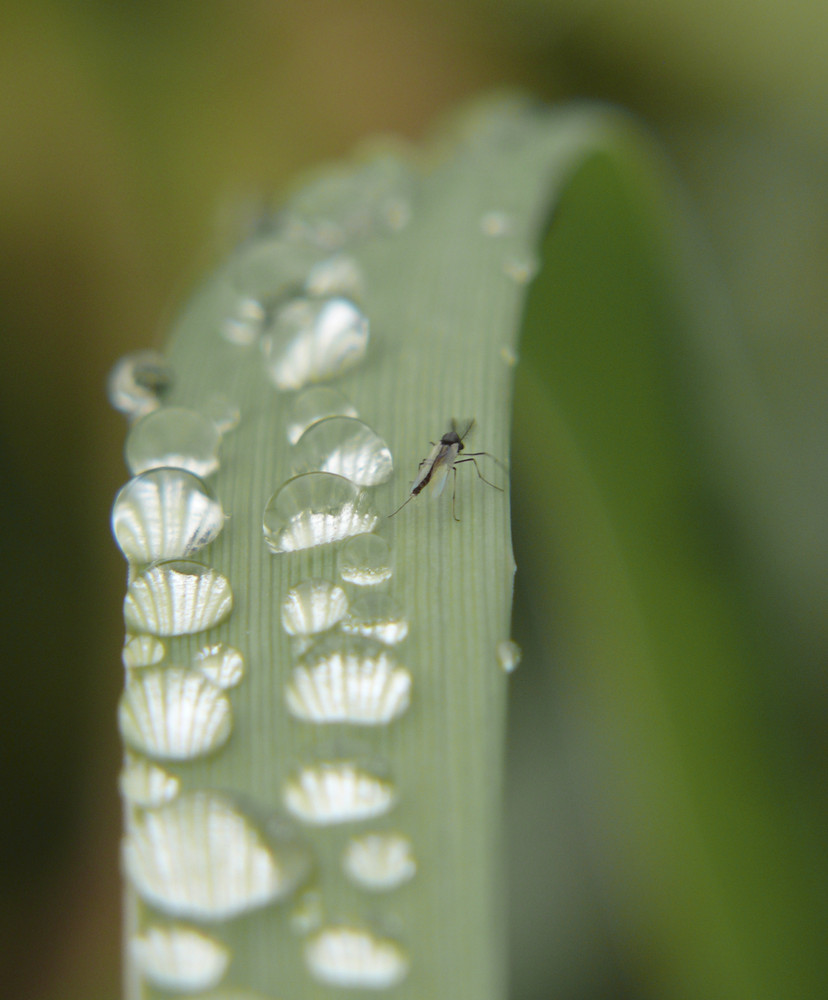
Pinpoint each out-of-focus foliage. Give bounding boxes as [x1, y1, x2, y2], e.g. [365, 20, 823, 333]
[1, 1, 826, 998]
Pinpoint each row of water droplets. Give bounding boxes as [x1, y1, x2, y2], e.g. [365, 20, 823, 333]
[109, 152, 422, 996]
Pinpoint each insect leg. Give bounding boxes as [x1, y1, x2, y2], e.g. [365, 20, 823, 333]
[461, 450, 508, 472]
[455, 457, 504, 491]
[451, 465, 461, 522]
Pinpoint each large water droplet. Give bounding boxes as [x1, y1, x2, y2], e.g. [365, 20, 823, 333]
[340, 593, 408, 645]
[119, 755, 180, 808]
[228, 236, 323, 307]
[112, 468, 225, 564]
[107, 350, 172, 420]
[342, 832, 416, 891]
[119, 667, 232, 760]
[286, 386, 359, 445]
[201, 393, 241, 433]
[263, 473, 378, 553]
[283, 762, 395, 825]
[130, 924, 229, 993]
[305, 926, 409, 989]
[122, 634, 166, 669]
[339, 534, 392, 586]
[261, 297, 368, 391]
[285, 637, 411, 725]
[283, 152, 416, 247]
[124, 561, 234, 636]
[125, 407, 222, 478]
[281, 579, 348, 637]
[123, 792, 307, 920]
[292, 417, 393, 487]
[304, 254, 364, 301]
[496, 638, 522, 674]
[192, 642, 245, 689]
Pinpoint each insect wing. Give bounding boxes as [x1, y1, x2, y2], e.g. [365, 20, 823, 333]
[428, 442, 460, 497]
[411, 440, 443, 493]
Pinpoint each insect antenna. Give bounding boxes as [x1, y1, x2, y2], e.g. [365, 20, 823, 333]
[387, 493, 416, 518]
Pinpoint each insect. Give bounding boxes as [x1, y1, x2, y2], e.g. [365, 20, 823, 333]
[388, 419, 504, 521]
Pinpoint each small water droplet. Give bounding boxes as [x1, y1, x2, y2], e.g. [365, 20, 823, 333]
[340, 593, 408, 645]
[342, 832, 416, 891]
[192, 642, 245, 689]
[261, 297, 369, 390]
[283, 762, 396, 825]
[502, 253, 539, 284]
[122, 634, 166, 669]
[305, 254, 364, 301]
[285, 637, 411, 725]
[263, 473, 378, 553]
[201, 393, 241, 433]
[123, 792, 308, 920]
[290, 888, 325, 936]
[107, 350, 172, 420]
[221, 294, 266, 345]
[119, 755, 180, 808]
[339, 534, 392, 586]
[281, 579, 348, 636]
[496, 639, 522, 673]
[286, 386, 359, 445]
[119, 667, 232, 761]
[125, 407, 222, 478]
[500, 345, 518, 367]
[112, 468, 225, 564]
[305, 926, 409, 989]
[131, 924, 229, 993]
[293, 417, 393, 487]
[479, 210, 514, 237]
[124, 560, 234, 636]
[381, 195, 411, 232]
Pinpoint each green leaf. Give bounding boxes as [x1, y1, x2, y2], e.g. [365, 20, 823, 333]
[114, 94, 826, 999]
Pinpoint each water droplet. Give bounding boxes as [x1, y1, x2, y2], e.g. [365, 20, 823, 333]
[285, 637, 411, 725]
[500, 345, 518, 367]
[202, 393, 241, 433]
[221, 293, 266, 345]
[263, 473, 378, 553]
[261, 297, 369, 391]
[281, 579, 348, 637]
[496, 639, 522, 673]
[131, 924, 229, 993]
[342, 832, 416, 891]
[283, 762, 396, 825]
[292, 417, 393, 487]
[119, 667, 232, 760]
[340, 593, 408, 645]
[479, 210, 514, 237]
[125, 407, 222, 478]
[305, 926, 409, 989]
[305, 254, 364, 301]
[286, 386, 359, 445]
[339, 534, 392, 586]
[107, 350, 172, 420]
[112, 468, 225, 564]
[124, 561, 234, 636]
[228, 236, 322, 306]
[192, 642, 245, 689]
[123, 792, 307, 920]
[290, 888, 324, 936]
[283, 153, 416, 247]
[122, 634, 166, 669]
[119, 755, 180, 808]
[502, 253, 539, 284]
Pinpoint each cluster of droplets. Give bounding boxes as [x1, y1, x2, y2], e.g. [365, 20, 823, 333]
[107, 135, 525, 993]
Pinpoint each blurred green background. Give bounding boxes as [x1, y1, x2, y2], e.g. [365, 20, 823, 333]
[2, 1, 827, 998]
